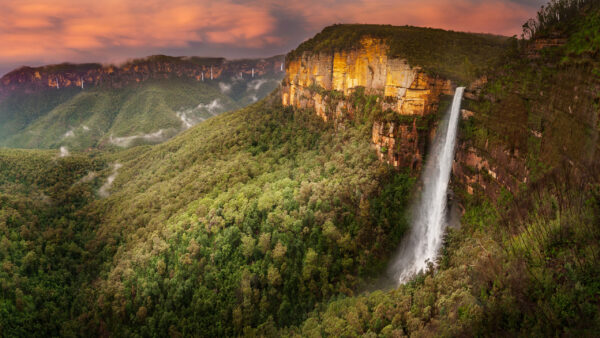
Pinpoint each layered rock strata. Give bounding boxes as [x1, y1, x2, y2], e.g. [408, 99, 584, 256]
[0, 55, 285, 95]
[282, 37, 453, 170]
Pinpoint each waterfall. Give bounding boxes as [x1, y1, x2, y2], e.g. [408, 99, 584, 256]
[389, 87, 465, 284]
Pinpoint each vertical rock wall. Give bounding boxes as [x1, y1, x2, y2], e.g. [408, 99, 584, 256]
[282, 37, 453, 171]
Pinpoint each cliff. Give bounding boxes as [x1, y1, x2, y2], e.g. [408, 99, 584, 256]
[0, 55, 284, 96]
[452, 49, 600, 201]
[282, 36, 452, 170]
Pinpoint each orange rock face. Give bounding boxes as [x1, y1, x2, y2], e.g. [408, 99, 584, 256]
[282, 37, 453, 171]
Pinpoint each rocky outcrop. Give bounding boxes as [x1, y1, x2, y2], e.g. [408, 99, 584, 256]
[525, 38, 567, 58]
[0, 55, 285, 95]
[372, 119, 424, 169]
[453, 143, 528, 197]
[282, 37, 453, 171]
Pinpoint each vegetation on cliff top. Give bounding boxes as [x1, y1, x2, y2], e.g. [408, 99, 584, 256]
[287, 24, 511, 84]
[522, 0, 600, 39]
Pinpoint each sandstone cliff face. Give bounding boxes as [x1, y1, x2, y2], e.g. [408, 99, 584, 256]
[452, 66, 600, 201]
[0, 55, 285, 95]
[282, 37, 452, 170]
[525, 38, 567, 58]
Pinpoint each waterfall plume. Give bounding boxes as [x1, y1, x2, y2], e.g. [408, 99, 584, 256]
[389, 87, 465, 284]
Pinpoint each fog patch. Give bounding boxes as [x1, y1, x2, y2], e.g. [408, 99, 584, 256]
[109, 129, 168, 147]
[63, 125, 90, 139]
[201, 100, 223, 115]
[219, 82, 232, 94]
[175, 99, 224, 129]
[78, 171, 98, 184]
[59, 146, 69, 157]
[177, 111, 197, 129]
[99, 163, 122, 198]
[72, 171, 99, 189]
[247, 79, 269, 91]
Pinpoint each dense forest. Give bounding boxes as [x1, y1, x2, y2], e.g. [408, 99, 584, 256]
[1, 91, 417, 335]
[1, 0, 599, 336]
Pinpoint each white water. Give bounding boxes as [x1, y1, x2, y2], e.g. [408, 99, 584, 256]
[389, 87, 465, 284]
[63, 129, 75, 138]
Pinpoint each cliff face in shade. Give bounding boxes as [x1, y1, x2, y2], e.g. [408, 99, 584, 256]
[282, 37, 452, 170]
[452, 62, 600, 201]
[0, 55, 285, 96]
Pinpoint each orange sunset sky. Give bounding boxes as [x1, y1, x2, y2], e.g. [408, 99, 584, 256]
[0, 0, 546, 75]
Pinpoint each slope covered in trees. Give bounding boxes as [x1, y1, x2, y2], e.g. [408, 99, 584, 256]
[0, 91, 417, 335]
[1, 0, 599, 335]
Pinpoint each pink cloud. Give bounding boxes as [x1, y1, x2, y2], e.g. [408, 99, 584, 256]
[0, 0, 540, 70]
[280, 0, 535, 36]
[0, 0, 277, 64]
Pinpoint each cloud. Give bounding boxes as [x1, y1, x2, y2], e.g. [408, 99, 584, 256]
[219, 82, 232, 94]
[59, 146, 70, 157]
[277, 0, 543, 36]
[0, 0, 277, 64]
[0, 0, 544, 75]
[98, 162, 122, 197]
[176, 99, 225, 129]
[109, 129, 169, 147]
[63, 129, 75, 138]
[247, 79, 270, 91]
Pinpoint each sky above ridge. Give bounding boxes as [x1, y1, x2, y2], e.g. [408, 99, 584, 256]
[0, 0, 546, 76]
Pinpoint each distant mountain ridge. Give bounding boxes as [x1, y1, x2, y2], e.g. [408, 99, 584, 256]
[0, 54, 285, 96]
[0, 54, 285, 150]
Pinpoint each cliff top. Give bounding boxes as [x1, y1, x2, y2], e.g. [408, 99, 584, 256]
[287, 24, 511, 84]
[522, 0, 599, 40]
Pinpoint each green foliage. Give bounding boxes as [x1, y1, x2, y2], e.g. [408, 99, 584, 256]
[0, 87, 80, 142]
[0, 149, 106, 336]
[0, 91, 415, 336]
[88, 96, 415, 336]
[286, 178, 600, 337]
[565, 10, 600, 61]
[522, 0, 598, 39]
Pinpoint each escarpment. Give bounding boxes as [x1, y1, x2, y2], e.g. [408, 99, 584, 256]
[0, 55, 285, 95]
[452, 61, 600, 201]
[281, 37, 453, 171]
[281, 30, 600, 204]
